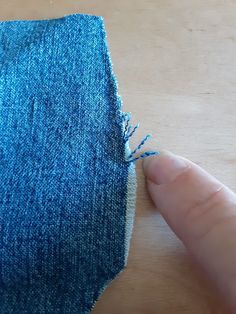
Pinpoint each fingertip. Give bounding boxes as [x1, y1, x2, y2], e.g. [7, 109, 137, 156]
[143, 150, 236, 312]
[143, 151, 190, 185]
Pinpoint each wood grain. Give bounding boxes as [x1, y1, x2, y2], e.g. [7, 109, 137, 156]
[1, 1, 235, 313]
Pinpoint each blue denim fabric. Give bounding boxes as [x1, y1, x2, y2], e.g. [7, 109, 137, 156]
[0, 14, 129, 313]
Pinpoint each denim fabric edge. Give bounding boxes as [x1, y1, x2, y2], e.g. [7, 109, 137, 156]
[100, 18, 137, 265]
[90, 141, 136, 314]
[89, 18, 137, 313]
[0, 12, 102, 24]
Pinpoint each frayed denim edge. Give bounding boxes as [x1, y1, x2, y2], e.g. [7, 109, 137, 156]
[99, 16, 137, 265]
[90, 17, 137, 313]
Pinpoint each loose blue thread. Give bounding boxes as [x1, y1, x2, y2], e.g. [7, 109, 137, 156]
[123, 113, 131, 138]
[128, 151, 160, 163]
[125, 124, 139, 142]
[128, 134, 151, 159]
[122, 113, 159, 163]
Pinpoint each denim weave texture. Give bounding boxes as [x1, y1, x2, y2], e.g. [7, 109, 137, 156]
[0, 14, 130, 313]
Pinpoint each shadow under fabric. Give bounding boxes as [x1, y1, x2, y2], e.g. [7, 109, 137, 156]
[0, 14, 136, 313]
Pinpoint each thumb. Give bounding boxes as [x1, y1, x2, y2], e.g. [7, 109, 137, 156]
[143, 152, 236, 313]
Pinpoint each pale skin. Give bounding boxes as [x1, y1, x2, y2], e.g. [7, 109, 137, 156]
[143, 152, 236, 314]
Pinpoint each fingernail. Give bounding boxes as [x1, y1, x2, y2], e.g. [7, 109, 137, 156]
[143, 151, 190, 185]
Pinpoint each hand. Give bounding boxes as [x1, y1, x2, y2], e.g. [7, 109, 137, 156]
[143, 152, 236, 313]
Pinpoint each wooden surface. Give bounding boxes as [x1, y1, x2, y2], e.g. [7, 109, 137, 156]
[1, 1, 236, 313]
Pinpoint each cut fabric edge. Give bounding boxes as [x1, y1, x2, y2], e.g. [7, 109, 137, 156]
[90, 17, 137, 313]
[90, 139, 137, 314]
[91, 15, 159, 313]
[0, 12, 102, 24]
[90, 14, 160, 313]
[100, 17, 137, 266]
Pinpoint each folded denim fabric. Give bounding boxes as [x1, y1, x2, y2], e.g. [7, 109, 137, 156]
[0, 13, 138, 313]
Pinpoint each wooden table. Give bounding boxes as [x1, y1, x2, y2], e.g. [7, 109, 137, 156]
[1, 1, 236, 313]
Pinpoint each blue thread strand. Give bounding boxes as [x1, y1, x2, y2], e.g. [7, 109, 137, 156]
[125, 123, 139, 142]
[128, 134, 152, 159]
[128, 151, 159, 163]
[127, 125, 132, 135]
[123, 113, 131, 137]
[123, 114, 158, 163]
[124, 125, 132, 141]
